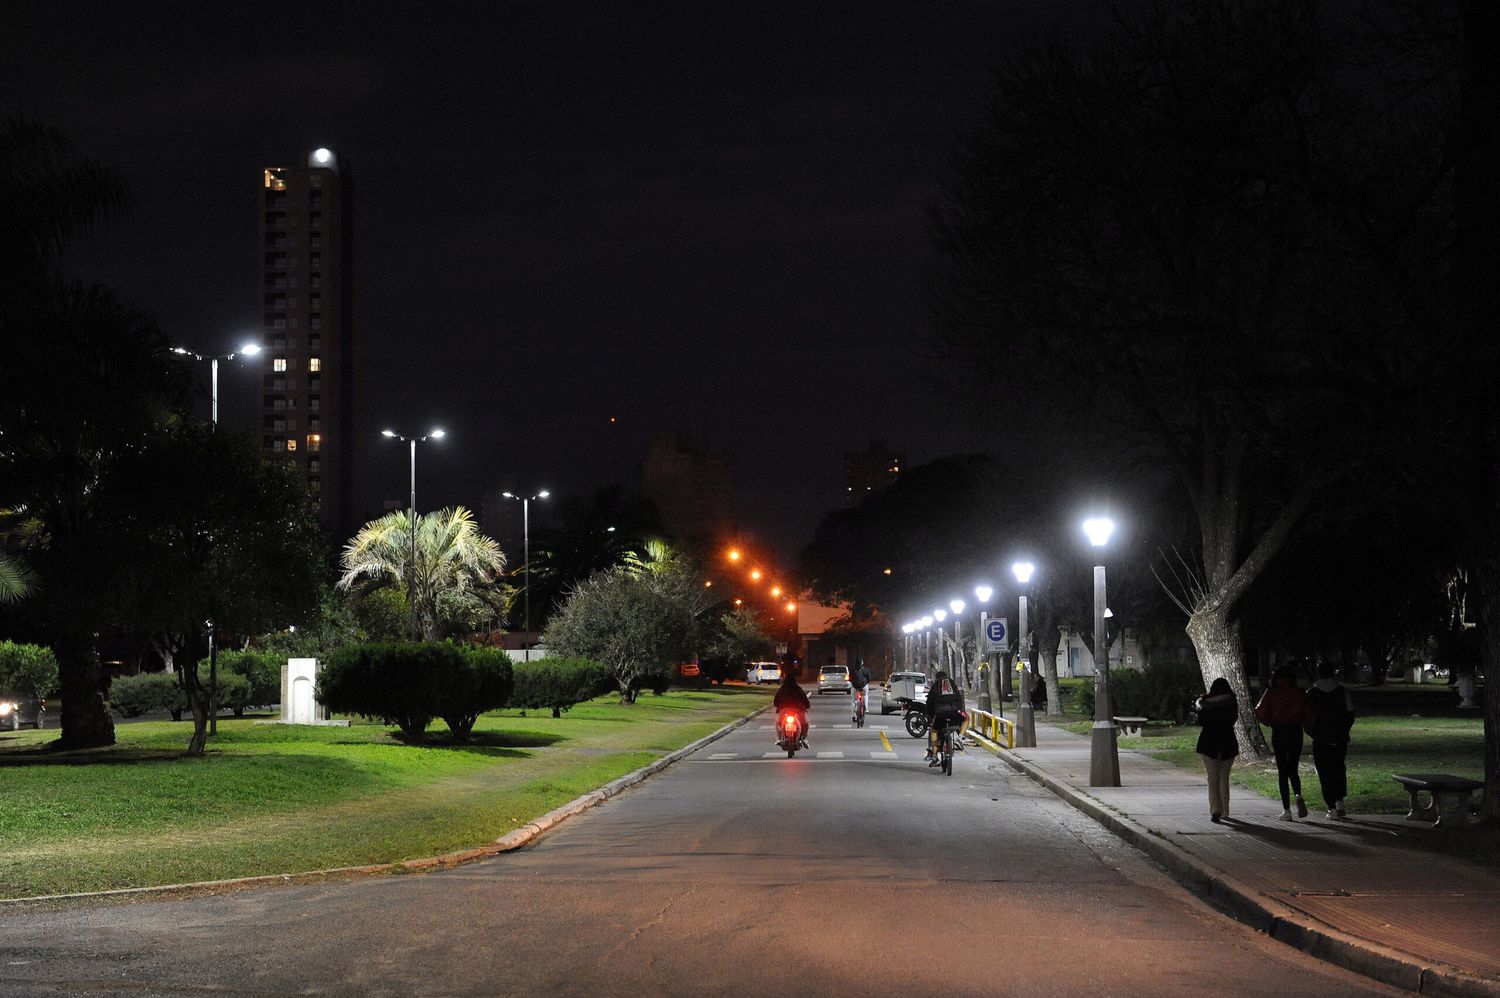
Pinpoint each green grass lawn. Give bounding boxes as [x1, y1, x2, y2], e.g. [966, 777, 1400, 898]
[0, 685, 769, 899]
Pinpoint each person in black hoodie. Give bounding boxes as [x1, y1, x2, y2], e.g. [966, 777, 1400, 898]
[1195, 677, 1239, 823]
[1305, 660, 1356, 819]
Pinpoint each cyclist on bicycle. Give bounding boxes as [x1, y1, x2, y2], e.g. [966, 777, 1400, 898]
[924, 670, 966, 767]
[773, 668, 811, 748]
[850, 657, 871, 721]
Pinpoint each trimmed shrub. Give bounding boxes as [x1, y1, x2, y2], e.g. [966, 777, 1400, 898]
[195, 666, 253, 716]
[109, 672, 186, 719]
[510, 657, 611, 718]
[318, 642, 513, 742]
[318, 642, 452, 740]
[0, 641, 60, 699]
[1070, 659, 1203, 725]
[441, 647, 514, 739]
[195, 651, 282, 711]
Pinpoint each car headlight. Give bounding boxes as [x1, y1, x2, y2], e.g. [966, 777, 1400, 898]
[0, 702, 12, 716]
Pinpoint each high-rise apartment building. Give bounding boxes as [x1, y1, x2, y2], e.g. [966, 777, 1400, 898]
[257, 148, 354, 537]
[641, 431, 735, 541]
[845, 440, 903, 505]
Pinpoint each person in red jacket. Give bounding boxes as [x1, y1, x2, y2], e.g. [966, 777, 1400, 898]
[1255, 665, 1312, 820]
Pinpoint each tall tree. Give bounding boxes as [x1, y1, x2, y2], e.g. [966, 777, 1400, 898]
[525, 487, 662, 627]
[93, 425, 324, 755]
[0, 118, 184, 748]
[930, 1, 1446, 753]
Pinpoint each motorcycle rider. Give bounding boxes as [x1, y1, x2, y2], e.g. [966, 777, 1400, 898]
[924, 670, 967, 766]
[850, 657, 871, 720]
[773, 667, 811, 748]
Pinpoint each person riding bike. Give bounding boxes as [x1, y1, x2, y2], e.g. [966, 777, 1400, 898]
[773, 669, 811, 748]
[850, 657, 871, 720]
[924, 670, 967, 767]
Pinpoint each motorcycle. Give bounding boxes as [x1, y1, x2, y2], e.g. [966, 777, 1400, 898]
[776, 709, 807, 758]
[896, 697, 929, 739]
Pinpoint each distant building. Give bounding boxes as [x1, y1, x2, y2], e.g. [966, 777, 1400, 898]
[641, 432, 734, 540]
[256, 148, 354, 538]
[845, 440, 903, 505]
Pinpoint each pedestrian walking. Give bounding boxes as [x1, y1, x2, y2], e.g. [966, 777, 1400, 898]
[1195, 677, 1239, 823]
[1306, 660, 1356, 819]
[1255, 665, 1311, 821]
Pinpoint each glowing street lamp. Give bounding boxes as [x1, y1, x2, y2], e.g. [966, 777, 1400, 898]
[1013, 561, 1038, 747]
[1083, 517, 1120, 786]
[750, 569, 762, 581]
[385, 428, 448, 639]
[501, 488, 550, 660]
[727, 549, 742, 562]
[973, 585, 994, 712]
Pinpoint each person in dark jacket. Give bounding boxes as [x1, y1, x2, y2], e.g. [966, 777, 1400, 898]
[1305, 660, 1356, 819]
[924, 670, 966, 766]
[1195, 677, 1239, 823]
[773, 669, 810, 748]
[1255, 665, 1311, 820]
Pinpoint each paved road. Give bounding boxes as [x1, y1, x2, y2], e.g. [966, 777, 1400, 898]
[0, 691, 1396, 996]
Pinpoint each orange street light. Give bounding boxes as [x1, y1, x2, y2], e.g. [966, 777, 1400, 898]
[727, 549, 742, 562]
[734, 598, 744, 606]
[883, 567, 893, 575]
[703, 580, 713, 587]
[750, 569, 762, 581]
[770, 585, 782, 598]
[785, 601, 797, 613]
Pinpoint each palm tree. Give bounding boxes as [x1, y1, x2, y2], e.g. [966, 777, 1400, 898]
[526, 487, 662, 627]
[338, 506, 507, 640]
[0, 551, 32, 604]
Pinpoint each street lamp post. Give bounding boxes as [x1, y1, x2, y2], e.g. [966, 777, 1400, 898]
[501, 489, 551, 660]
[1013, 562, 1037, 748]
[172, 341, 261, 736]
[1083, 518, 1120, 786]
[973, 586, 993, 713]
[920, 616, 933, 670]
[382, 428, 446, 639]
[948, 599, 966, 688]
[932, 609, 948, 674]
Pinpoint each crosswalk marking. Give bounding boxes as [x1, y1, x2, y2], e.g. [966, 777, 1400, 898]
[708, 752, 736, 760]
[816, 751, 844, 759]
[869, 751, 898, 759]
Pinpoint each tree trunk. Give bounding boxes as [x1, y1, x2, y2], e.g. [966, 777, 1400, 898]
[52, 625, 115, 750]
[1038, 632, 1062, 715]
[1185, 608, 1269, 758]
[179, 637, 210, 757]
[551, 706, 561, 718]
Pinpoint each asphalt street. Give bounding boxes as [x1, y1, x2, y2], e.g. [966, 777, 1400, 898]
[0, 690, 1398, 996]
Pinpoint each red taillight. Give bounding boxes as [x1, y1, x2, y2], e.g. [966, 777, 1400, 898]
[783, 714, 797, 730]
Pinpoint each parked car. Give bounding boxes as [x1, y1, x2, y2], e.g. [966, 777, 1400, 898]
[817, 665, 851, 695]
[678, 661, 701, 678]
[880, 672, 928, 714]
[0, 695, 45, 730]
[746, 662, 782, 684]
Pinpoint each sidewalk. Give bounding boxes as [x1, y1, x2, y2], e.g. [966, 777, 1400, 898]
[996, 721, 1500, 997]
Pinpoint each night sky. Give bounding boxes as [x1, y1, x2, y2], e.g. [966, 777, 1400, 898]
[4, 2, 1094, 559]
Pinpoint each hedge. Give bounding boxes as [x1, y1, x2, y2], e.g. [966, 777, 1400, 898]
[317, 642, 512, 742]
[110, 672, 186, 719]
[509, 657, 612, 718]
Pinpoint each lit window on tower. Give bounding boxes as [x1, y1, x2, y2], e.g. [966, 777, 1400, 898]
[273, 358, 288, 372]
[286, 439, 298, 452]
[308, 357, 321, 372]
[263, 169, 287, 191]
[307, 434, 321, 453]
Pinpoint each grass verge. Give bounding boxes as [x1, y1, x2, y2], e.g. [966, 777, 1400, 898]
[0, 685, 768, 898]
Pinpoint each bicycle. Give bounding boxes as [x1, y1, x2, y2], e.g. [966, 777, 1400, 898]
[852, 688, 866, 728]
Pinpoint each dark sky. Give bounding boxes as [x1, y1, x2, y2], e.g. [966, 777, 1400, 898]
[4, 1, 1093, 561]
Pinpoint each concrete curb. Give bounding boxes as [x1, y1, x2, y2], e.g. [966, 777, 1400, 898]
[0, 701, 772, 911]
[968, 733, 1499, 997]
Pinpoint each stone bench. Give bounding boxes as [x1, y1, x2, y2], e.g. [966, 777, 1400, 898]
[1392, 773, 1484, 829]
[1114, 715, 1149, 738]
